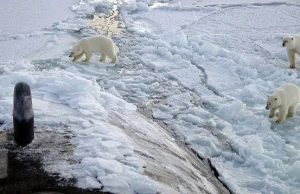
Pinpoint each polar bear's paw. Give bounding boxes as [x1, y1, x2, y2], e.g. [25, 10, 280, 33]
[275, 118, 284, 123]
[289, 64, 296, 69]
[288, 112, 294, 117]
[269, 113, 275, 118]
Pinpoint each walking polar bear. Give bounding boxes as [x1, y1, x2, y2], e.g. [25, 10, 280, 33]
[282, 34, 300, 68]
[69, 36, 118, 63]
[266, 83, 300, 123]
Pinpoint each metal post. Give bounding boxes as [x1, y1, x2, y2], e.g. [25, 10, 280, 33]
[13, 82, 34, 146]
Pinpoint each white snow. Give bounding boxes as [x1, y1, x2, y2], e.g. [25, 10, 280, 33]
[0, 0, 77, 36]
[2, 0, 300, 193]
[112, 0, 300, 193]
[0, 0, 228, 194]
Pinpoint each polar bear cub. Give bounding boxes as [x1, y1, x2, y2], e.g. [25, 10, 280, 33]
[282, 34, 300, 68]
[266, 83, 300, 123]
[69, 35, 118, 63]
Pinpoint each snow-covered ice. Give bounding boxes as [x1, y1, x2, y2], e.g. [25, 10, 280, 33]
[0, 0, 229, 194]
[2, 0, 300, 193]
[105, 0, 300, 193]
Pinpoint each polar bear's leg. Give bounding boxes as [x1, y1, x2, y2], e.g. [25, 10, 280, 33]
[269, 108, 277, 118]
[276, 106, 288, 123]
[288, 103, 298, 117]
[82, 51, 92, 62]
[287, 49, 296, 68]
[110, 54, 117, 64]
[100, 53, 106, 62]
[105, 47, 117, 64]
[72, 52, 84, 62]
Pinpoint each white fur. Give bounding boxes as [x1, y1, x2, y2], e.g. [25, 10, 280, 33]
[282, 34, 300, 68]
[266, 83, 300, 123]
[69, 36, 118, 63]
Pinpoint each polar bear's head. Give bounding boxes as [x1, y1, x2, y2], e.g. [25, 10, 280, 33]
[266, 95, 281, 110]
[282, 36, 296, 49]
[69, 44, 83, 58]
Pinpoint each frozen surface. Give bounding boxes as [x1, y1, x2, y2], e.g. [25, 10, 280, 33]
[0, 0, 78, 36]
[2, 0, 300, 193]
[102, 0, 300, 193]
[0, 0, 229, 193]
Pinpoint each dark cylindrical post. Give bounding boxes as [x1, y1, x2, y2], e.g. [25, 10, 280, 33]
[13, 82, 34, 146]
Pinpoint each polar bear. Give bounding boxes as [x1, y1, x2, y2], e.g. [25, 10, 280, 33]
[266, 83, 300, 123]
[282, 34, 300, 68]
[69, 36, 118, 63]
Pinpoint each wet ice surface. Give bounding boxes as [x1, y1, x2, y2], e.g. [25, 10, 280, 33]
[88, 4, 126, 37]
[1, 0, 300, 193]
